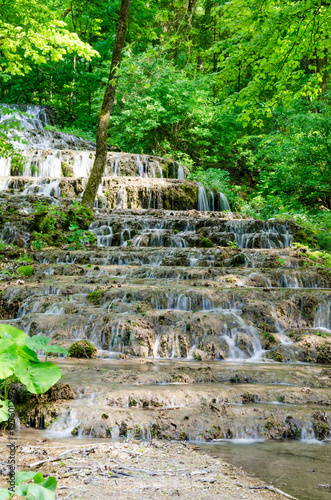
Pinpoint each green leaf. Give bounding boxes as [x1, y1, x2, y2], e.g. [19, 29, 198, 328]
[0, 324, 28, 345]
[0, 399, 10, 424]
[15, 359, 63, 394]
[0, 340, 17, 379]
[41, 477, 57, 492]
[15, 483, 55, 500]
[32, 473, 45, 484]
[27, 336, 68, 356]
[43, 345, 68, 356]
[0, 489, 11, 500]
[26, 335, 50, 350]
[17, 345, 39, 362]
[14, 471, 37, 486]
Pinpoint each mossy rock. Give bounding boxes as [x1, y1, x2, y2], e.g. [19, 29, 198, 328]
[69, 340, 97, 358]
[230, 253, 246, 266]
[87, 290, 104, 305]
[66, 206, 94, 230]
[198, 237, 214, 248]
[17, 265, 35, 277]
[49, 230, 66, 247]
[61, 162, 74, 177]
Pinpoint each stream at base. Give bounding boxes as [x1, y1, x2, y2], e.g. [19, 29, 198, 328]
[200, 440, 331, 500]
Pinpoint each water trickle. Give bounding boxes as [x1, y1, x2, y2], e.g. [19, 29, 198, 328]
[218, 192, 231, 211]
[177, 165, 185, 179]
[90, 221, 113, 247]
[198, 183, 210, 212]
[314, 303, 331, 332]
[227, 221, 293, 249]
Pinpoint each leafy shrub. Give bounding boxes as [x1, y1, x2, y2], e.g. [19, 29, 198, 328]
[69, 340, 97, 358]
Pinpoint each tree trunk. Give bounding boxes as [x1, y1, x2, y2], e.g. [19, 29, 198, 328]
[81, 0, 131, 209]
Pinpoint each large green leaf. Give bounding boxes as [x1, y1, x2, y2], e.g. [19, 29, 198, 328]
[0, 399, 10, 424]
[26, 336, 68, 356]
[26, 335, 50, 350]
[15, 359, 62, 394]
[15, 471, 37, 486]
[0, 489, 11, 500]
[40, 477, 57, 492]
[0, 324, 28, 345]
[0, 340, 17, 379]
[17, 345, 39, 362]
[15, 483, 55, 500]
[43, 345, 68, 356]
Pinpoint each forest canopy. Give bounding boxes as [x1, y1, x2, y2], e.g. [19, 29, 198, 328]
[0, 0, 330, 245]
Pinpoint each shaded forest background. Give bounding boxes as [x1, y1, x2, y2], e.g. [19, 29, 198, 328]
[1, 0, 331, 247]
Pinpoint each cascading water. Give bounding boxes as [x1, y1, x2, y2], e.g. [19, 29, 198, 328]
[1, 101, 331, 499]
[198, 183, 210, 211]
[219, 192, 231, 211]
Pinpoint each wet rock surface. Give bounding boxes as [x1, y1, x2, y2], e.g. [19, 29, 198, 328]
[0, 107, 330, 498]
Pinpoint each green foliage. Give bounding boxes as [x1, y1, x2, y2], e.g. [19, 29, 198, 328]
[87, 290, 104, 305]
[227, 241, 239, 249]
[16, 254, 33, 264]
[107, 51, 241, 168]
[0, 0, 97, 76]
[0, 471, 57, 500]
[0, 324, 64, 423]
[68, 340, 97, 359]
[198, 237, 214, 248]
[0, 108, 26, 172]
[30, 203, 95, 250]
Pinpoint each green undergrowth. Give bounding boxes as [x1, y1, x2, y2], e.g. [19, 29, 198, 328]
[45, 124, 95, 143]
[30, 201, 96, 250]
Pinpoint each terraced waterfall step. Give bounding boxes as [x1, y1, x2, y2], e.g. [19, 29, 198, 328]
[0, 103, 330, 482]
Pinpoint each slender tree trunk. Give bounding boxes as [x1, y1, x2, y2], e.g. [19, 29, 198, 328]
[81, 0, 131, 209]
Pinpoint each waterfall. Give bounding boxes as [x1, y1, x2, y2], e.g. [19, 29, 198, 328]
[198, 183, 209, 211]
[219, 192, 231, 211]
[0, 157, 11, 177]
[209, 190, 215, 211]
[177, 165, 185, 179]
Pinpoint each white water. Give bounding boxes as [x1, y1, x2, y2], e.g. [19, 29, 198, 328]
[198, 183, 209, 211]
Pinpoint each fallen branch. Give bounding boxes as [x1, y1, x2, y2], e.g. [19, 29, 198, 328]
[109, 459, 160, 476]
[29, 445, 105, 468]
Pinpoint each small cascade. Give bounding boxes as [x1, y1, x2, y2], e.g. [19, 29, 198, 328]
[209, 190, 215, 211]
[72, 151, 94, 177]
[227, 220, 293, 249]
[300, 424, 322, 444]
[22, 178, 61, 197]
[269, 304, 293, 345]
[117, 186, 128, 209]
[0, 157, 11, 177]
[218, 192, 231, 211]
[198, 183, 210, 211]
[47, 409, 81, 437]
[89, 221, 113, 247]
[314, 303, 331, 332]
[177, 165, 185, 179]
[110, 154, 121, 176]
